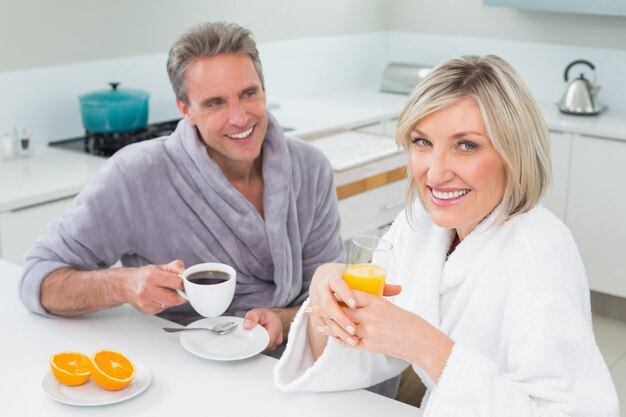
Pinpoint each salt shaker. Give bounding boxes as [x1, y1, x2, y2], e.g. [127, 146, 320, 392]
[1, 133, 15, 160]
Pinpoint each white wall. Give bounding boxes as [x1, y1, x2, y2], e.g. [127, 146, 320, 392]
[0, 0, 387, 144]
[0, 0, 386, 72]
[0, 33, 388, 145]
[384, 0, 626, 112]
[3, 0, 626, 144]
[386, 0, 626, 51]
[386, 32, 626, 113]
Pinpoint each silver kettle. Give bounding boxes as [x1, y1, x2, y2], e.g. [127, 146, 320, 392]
[558, 59, 606, 116]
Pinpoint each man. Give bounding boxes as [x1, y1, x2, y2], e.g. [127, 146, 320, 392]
[19, 22, 344, 354]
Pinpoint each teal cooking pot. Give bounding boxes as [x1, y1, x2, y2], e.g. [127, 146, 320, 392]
[79, 82, 149, 133]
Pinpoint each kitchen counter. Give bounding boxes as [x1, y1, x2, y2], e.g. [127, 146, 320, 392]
[0, 258, 421, 416]
[0, 146, 106, 212]
[275, 86, 626, 143]
[271, 86, 408, 138]
[334, 152, 407, 200]
[2, 86, 626, 213]
[271, 86, 409, 200]
[540, 103, 626, 141]
[2, 84, 625, 294]
[0, 87, 408, 213]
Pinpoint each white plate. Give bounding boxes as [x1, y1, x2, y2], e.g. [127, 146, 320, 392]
[41, 362, 151, 407]
[180, 316, 269, 361]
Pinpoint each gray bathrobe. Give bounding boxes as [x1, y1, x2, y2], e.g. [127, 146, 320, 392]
[19, 115, 345, 325]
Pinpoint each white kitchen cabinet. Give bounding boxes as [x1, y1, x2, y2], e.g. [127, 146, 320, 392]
[339, 179, 407, 240]
[0, 196, 75, 265]
[542, 131, 572, 222]
[566, 134, 626, 298]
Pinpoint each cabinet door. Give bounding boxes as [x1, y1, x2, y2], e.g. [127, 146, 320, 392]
[0, 197, 75, 265]
[542, 131, 572, 222]
[567, 135, 626, 297]
[339, 179, 407, 241]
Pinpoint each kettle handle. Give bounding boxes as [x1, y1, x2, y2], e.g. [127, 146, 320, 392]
[564, 60, 595, 82]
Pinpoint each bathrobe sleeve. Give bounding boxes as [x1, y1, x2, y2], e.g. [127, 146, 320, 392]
[274, 208, 409, 392]
[19, 157, 136, 317]
[274, 298, 408, 392]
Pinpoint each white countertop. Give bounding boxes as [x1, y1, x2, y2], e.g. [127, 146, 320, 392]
[1, 85, 625, 213]
[271, 86, 408, 138]
[540, 102, 626, 141]
[0, 146, 106, 212]
[274, 85, 626, 142]
[0, 258, 421, 416]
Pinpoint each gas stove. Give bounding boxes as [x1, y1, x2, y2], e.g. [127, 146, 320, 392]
[48, 119, 181, 157]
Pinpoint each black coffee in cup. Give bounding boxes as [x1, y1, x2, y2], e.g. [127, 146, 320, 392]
[187, 270, 230, 285]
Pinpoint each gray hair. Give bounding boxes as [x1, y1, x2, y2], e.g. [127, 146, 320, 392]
[167, 21, 264, 104]
[396, 54, 551, 224]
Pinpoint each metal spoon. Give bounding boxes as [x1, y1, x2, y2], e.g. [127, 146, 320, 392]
[163, 321, 238, 335]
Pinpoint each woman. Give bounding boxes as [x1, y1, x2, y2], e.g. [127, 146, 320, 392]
[274, 55, 618, 415]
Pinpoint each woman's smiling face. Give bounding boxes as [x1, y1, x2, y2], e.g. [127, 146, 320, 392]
[409, 97, 507, 240]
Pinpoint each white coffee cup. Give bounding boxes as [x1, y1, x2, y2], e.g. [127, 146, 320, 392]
[177, 263, 236, 317]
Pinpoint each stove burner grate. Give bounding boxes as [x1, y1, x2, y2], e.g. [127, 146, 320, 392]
[84, 120, 180, 156]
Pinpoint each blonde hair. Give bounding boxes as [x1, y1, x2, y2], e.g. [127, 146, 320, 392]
[396, 54, 551, 224]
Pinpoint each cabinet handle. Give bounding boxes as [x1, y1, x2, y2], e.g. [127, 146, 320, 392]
[383, 200, 404, 211]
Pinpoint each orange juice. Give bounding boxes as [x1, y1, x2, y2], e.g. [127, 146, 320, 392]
[343, 263, 386, 296]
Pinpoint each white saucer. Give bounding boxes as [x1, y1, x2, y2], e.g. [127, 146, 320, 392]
[180, 316, 270, 361]
[41, 362, 151, 406]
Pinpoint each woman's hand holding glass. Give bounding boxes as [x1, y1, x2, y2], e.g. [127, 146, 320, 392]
[306, 236, 453, 383]
[307, 235, 398, 352]
[306, 263, 360, 353]
[307, 270, 452, 382]
[305, 262, 402, 354]
[341, 291, 427, 358]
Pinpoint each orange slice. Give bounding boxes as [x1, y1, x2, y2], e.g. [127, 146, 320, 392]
[90, 349, 136, 391]
[50, 352, 91, 386]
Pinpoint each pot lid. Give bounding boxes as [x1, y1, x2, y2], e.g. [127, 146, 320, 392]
[79, 82, 149, 104]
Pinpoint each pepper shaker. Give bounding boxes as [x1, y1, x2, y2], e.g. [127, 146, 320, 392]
[19, 129, 32, 158]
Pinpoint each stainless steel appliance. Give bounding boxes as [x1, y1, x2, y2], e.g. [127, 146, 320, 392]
[558, 60, 607, 116]
[48, 119, 294, 157]
[48, 119, 180, 157]
[380, 63, 432, 95]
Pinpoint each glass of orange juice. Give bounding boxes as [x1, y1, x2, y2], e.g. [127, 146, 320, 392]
[343, 234, 393, 296]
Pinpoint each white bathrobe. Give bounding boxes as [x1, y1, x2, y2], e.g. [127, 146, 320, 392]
[274, 203, 619, 416]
